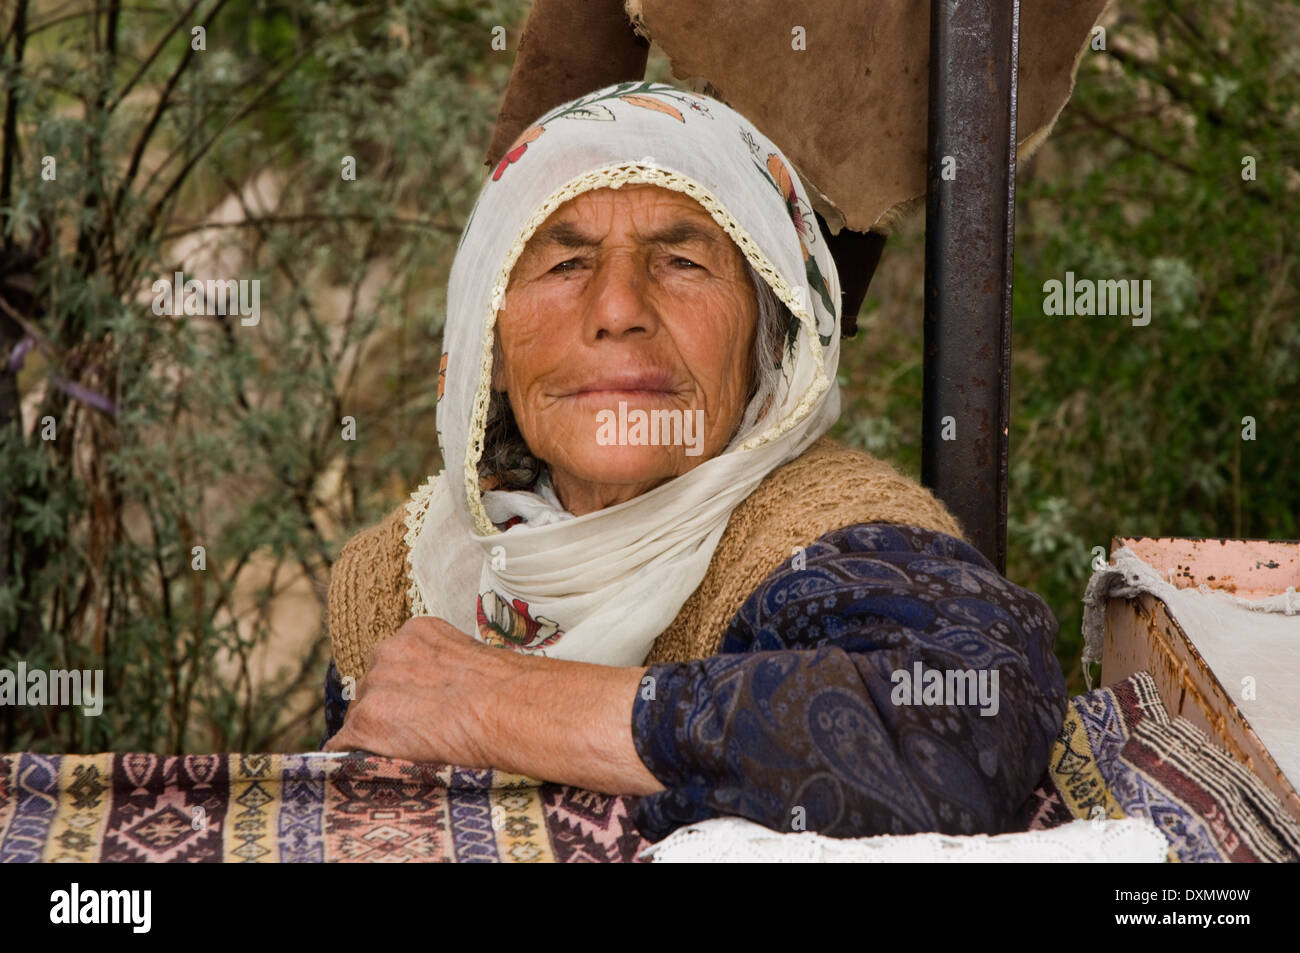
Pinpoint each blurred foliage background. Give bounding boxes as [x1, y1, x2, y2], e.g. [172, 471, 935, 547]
[1, 0, 1296, 752]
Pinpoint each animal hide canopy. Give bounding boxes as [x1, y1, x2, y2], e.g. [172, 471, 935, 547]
[625, 0, 1112, 234]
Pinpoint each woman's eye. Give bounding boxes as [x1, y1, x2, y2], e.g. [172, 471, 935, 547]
[672, 257, 700, 269]
[550, 258, 583, 274]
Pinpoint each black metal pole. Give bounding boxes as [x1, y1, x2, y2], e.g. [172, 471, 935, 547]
[922, 0, 1019, 575]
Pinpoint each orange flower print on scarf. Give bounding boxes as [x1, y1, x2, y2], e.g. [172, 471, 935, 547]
[755, 148, 837, 344]
[477, 590, 563, 651]
[489, 83, 711, 184]
[437, 351, 448, 401]
[619, 94, 685, 123]
[492, 124, 543, 182]
[766, 153, 815, 246]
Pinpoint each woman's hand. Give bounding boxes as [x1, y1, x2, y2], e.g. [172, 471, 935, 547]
[322, 615, 666, 796]
[322, 616, 505, 766]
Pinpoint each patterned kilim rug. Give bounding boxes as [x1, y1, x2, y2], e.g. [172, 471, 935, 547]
[0, 755, 647, 863]
[2, 671, 1297, 862]
[1018, 671, 1300, 862]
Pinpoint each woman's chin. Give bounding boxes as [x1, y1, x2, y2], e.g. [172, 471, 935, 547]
[562, 446, 693, 492]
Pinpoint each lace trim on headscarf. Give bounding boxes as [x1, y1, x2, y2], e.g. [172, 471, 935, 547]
[402, 473, 442, 618]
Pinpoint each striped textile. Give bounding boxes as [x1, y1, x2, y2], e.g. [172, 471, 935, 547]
[3, 671, 1296, 862]
[0, 754, 647, 863]
[1018, 671, 1300, 862]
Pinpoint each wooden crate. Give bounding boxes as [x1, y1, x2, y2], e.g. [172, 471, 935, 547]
[1100, 536, 1300, 828]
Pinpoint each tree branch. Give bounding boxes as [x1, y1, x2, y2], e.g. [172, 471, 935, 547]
[158, 212, 460, 242]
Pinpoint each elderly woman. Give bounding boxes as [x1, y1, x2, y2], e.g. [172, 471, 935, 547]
[321, 82, 1067, 842]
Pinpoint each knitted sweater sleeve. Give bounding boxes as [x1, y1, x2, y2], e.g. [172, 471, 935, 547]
[628, 522, 1068, 842]
[320, 503, 412, 747]
[327, 503, 413, 683]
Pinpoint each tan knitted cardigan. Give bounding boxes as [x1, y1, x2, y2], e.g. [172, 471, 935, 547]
[328, 436, 966, 681]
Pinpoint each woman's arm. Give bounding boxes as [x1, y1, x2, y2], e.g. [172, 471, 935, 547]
[479, 648, 664, 795]
[321, 616, 665, 795]
[628, 522, 1069, 841]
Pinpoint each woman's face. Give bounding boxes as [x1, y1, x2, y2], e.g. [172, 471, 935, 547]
[493, 184, 758, 516]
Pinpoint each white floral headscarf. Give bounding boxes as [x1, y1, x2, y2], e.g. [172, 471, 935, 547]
[405, 81, 842, 666]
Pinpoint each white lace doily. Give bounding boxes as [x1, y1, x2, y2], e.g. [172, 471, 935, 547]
[640, 816, 1169, 863]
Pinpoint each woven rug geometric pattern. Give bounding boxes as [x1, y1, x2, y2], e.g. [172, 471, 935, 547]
[1017, 672, 1300, 862]
[4, 672, 1297, 861]
[0, 755, 647, 863]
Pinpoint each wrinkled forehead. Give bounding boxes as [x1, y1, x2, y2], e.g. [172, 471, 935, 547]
[514, 183, 744, 264]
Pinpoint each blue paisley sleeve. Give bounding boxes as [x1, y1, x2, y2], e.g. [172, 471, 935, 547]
[629, 523, 1068, 842]
[321, 658, 350, 749]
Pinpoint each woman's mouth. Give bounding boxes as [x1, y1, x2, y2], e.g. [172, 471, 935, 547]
[564, 372, 678, 398]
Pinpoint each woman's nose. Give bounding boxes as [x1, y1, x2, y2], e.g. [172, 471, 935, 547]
[585, 254, 659, 341]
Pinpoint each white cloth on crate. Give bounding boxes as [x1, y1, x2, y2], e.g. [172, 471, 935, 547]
[640, 815, 1171, 863]
[1081, 545, 1300, 786]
